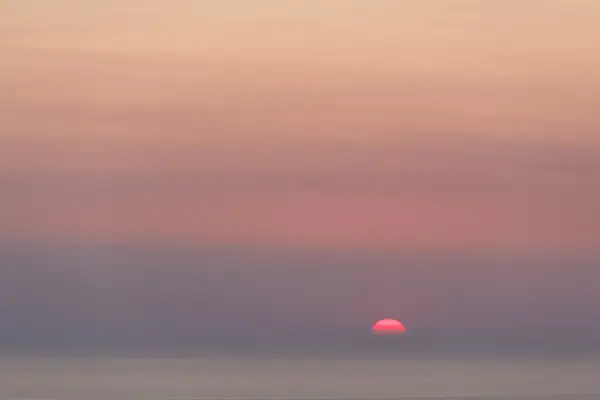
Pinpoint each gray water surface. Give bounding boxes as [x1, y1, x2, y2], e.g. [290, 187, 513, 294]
[0, 355, 598, 400]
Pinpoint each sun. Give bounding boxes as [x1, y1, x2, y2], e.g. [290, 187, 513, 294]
[371, 318, 406, 335]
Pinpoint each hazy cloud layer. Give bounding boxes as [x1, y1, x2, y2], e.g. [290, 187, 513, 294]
[1, 245, 599, 354]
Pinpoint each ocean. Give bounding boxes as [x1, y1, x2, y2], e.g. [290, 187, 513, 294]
[0, 354, 598, 400]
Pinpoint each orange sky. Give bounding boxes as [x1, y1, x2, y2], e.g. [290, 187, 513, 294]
[2, 0, 599, 253]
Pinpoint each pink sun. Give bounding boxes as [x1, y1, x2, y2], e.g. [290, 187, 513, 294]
[371, 318, 406, 335]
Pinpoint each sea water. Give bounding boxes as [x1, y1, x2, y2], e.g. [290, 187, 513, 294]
[0, 354, 598, 400]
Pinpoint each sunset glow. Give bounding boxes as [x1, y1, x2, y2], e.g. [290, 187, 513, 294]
[1, 1, 599, 253]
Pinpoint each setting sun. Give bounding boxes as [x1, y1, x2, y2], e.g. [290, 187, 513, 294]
[372, 319, 406, 335]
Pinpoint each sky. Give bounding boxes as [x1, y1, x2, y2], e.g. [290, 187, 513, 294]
[1, 0, 600, 353]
